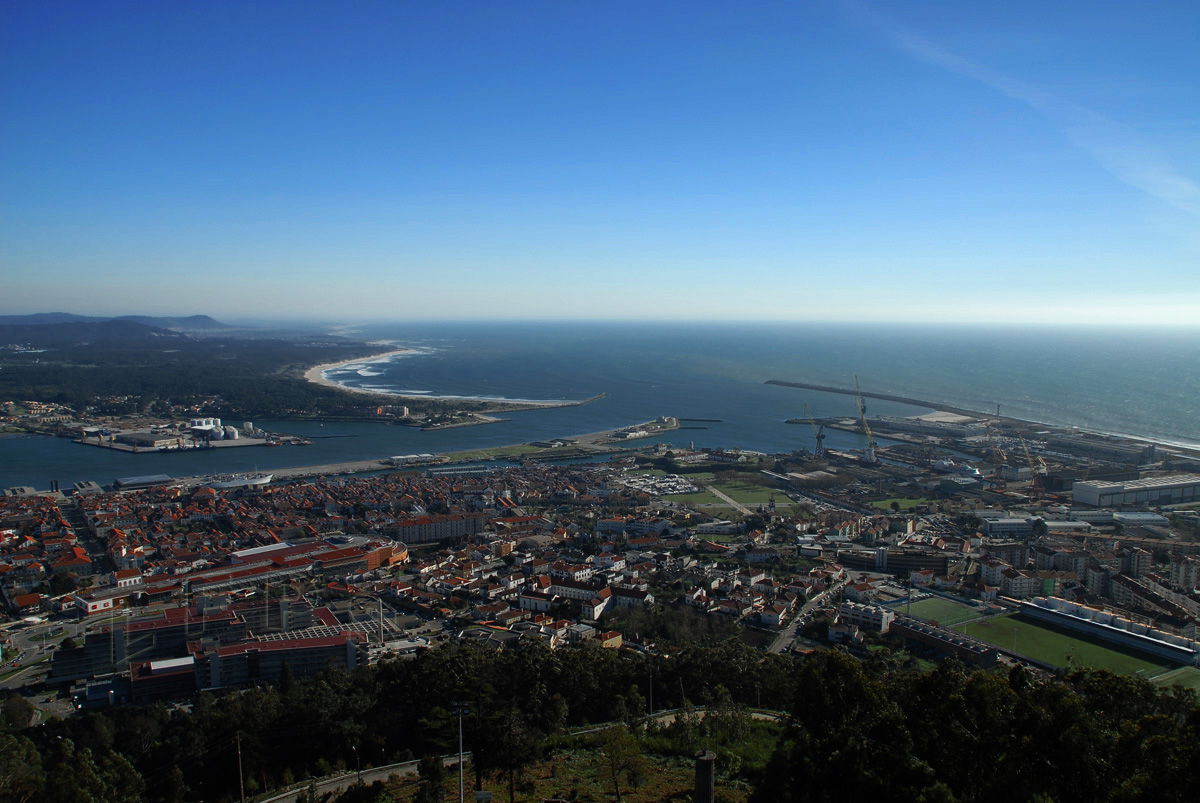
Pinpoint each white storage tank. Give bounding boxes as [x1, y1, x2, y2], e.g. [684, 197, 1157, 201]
[224, 426, 239, 440]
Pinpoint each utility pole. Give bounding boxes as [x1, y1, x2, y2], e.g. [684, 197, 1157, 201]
[123, 609, 131, 672]
[647, 665, 653, 715]
[236, 731, 246, 803]
[452, 701, 469, 803]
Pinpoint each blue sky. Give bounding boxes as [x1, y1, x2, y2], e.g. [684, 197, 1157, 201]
[2, 1, 1197, 324]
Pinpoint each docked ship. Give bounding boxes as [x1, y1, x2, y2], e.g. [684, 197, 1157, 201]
[932, 459, 982, 478]
[208, 472, 273, 489]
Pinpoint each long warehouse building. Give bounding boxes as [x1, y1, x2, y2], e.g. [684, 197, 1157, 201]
[1072, 474, 1200, 507]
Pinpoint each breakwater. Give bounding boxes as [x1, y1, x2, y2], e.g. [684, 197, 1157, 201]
[765, 380, 990, 419]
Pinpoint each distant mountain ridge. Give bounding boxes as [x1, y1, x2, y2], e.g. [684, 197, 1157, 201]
[0, 319, 191, 347]
[0, 312, 231, 330]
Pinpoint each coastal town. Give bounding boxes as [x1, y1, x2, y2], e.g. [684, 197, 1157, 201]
[5, 326, 1200, 801]
[6, 412, 1200, 719]
[6, 1, 1198, 797]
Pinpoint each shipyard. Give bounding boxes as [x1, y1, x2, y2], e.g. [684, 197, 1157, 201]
[74, 417, 312, 453]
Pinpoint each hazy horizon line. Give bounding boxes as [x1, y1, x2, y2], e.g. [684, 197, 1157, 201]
[5, 310, 1200, 331]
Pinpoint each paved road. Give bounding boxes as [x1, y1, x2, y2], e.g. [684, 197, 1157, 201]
[768, 578, 847, 654]
[58, 498, 113, 573]
[1, 619, 80, 690]
[705, 485, 753, 516]
[0, 659, 47, 691]
[258, 754, 468, 803]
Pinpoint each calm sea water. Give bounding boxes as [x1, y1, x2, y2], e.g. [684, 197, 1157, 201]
[2, 322, 1197, 489]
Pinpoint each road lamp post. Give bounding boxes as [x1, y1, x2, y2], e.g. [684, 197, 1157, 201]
[452, 701, 469, 803]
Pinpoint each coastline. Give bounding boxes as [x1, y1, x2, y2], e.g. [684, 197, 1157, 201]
[167, 417, 679, 486]
[767, 379, 1200, 455]
[303, 348, 419, 395]
[303, 348, 602, 411]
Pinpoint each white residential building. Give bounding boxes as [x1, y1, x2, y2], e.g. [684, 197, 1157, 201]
[837, 601, 895, 633]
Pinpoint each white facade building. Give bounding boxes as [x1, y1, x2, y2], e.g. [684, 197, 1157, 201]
[837, 601, 895, 633]
[983, 518, 1037, 537]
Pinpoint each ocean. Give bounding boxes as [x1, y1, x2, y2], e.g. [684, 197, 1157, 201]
[330, 322, 1200, 444]
[2, 322, 1197, 489]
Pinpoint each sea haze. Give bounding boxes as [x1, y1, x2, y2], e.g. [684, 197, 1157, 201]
[338, 322, 1200, 447]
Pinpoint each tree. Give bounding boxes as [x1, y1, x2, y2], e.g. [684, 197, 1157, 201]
[49, 570, 78, 595]
[753, 651, 932, 802]
[544, 693, 569, 735]
[742, 513, 769, 532]
[0, 733, 44, 802]
[704, 685, 751, 743]
[162, 765, 188, 803]
[415, 754, 445, 803]
[622, 684, 646, 729]
[1, 695, 36, 731]
[473, 705, 543, 803]
[595, 726, 646, 803]
[41, 737, 145, 803]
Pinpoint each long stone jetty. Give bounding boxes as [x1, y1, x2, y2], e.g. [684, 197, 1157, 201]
[765, 380, 990, 419]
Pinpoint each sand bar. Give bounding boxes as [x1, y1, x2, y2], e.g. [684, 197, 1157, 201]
[303, 348, 601, 410]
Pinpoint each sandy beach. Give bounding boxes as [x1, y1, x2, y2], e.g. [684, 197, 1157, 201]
[303, 348, 601, 410]
[302, 348, 418, 396]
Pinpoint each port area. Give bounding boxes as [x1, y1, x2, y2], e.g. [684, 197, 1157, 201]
[74, 420, 310, 454]
[75, 434, 309, 453]
[169, 416, 680, 486]
[769, 378, 1200, 495]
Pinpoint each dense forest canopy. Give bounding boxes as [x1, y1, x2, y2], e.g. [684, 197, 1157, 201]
[0, 320, 397, 418]
[3, 642, 1198, 802]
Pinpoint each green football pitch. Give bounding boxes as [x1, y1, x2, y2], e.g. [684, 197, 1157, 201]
[1151, 666, 1200, 692]
[954, 614, 1174, 677]
[901, 597, 982, 627]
